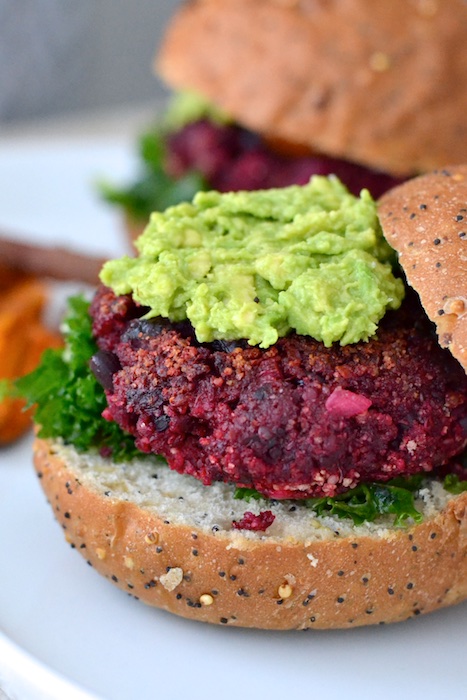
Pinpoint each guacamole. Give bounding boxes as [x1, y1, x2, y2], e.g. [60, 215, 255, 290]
[101, 177, 404, 348]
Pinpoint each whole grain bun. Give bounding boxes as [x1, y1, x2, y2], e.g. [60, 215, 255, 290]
[156, 0, 467, 177]
[378, 165, 467, 371]
[34, 437, 467, 630]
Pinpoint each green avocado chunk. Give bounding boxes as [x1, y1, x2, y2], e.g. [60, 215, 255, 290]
[100, 176, 404, 348]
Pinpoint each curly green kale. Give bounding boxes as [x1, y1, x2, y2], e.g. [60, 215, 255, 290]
[235, 471, 467, 527]
[15, 295, 141, 462]
[98, 126, 207, 222]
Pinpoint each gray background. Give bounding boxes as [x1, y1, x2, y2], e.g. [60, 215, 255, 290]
[0, 0, 182, 123]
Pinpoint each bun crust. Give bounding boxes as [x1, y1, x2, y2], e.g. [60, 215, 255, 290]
[378, 165, 467, 371]
[34, 437, 467, 630]
[156, 0, 467, 177]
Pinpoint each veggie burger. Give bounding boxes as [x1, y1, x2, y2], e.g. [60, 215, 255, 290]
[24, 167, 467, 630]
[104, 0, 467, 237]
[21, 0, 467, 630]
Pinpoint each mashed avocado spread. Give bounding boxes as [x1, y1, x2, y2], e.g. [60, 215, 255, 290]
[101, 177, 404, 347]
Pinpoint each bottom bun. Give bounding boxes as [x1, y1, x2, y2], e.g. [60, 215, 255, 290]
[33, 437, 467, 630]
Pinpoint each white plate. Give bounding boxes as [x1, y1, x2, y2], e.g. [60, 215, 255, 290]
[1, 138, 467, 700]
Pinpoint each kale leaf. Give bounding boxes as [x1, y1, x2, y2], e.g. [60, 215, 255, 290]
[234, 475, 426, 527]
[306, 479, 424, 527]
[443, 473, 467, 494]
[98, 127, 207, 221]
[234, 487, 265, 503]
[15, 295, 140, 462]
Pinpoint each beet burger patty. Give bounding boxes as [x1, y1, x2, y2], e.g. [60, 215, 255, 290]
[90, 285, 467, 500]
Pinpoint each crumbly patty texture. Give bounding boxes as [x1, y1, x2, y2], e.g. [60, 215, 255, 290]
[90, 286, 467, 499]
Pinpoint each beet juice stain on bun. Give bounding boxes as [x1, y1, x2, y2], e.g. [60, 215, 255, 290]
[21, 168, 467, 630]
[103, 0, 467, 240]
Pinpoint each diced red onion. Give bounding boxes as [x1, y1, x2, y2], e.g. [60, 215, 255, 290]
[325, 386, 372, 418]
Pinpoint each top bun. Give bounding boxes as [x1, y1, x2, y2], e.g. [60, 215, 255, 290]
[378, 165, 467, 372]
[156, 0, 467, 177]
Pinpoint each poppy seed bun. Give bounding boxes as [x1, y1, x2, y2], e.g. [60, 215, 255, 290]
[156, 0, 467, 177]
[378, 165, 467, 371]
[33, 437, 467, 630]
[32, 166, 467, 629]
